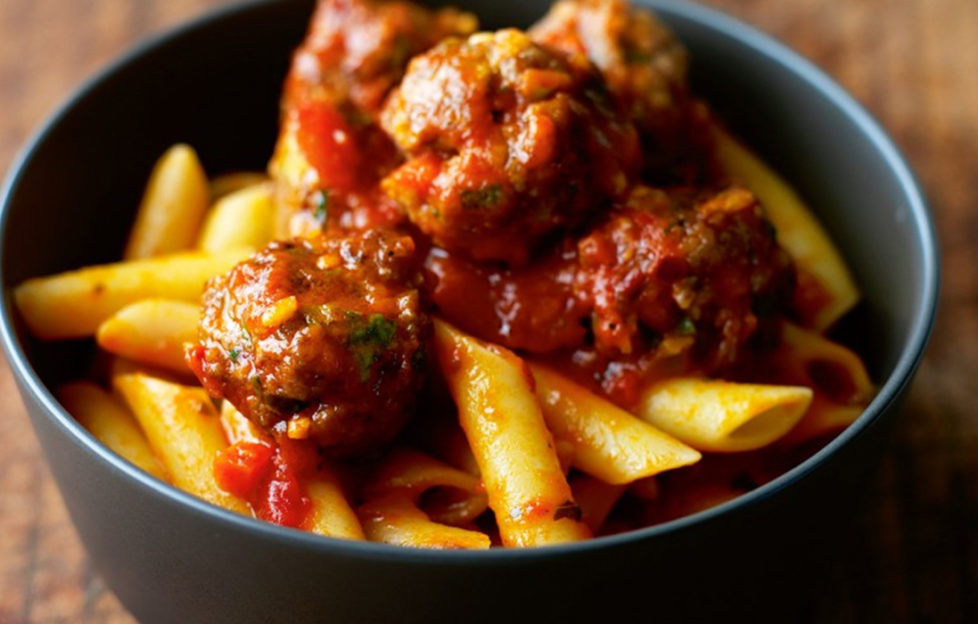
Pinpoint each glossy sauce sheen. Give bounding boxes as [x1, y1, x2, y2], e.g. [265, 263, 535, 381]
[191, 0, 812, 532]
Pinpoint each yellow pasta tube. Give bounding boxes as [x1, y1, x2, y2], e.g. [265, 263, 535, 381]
[113, 372, 249, 514]
[782, 402, 863, 445]
[781, 323, 874, 402]
[364, 448, 488, 527]
[713, 126, 859, 330]
[569, 475, 627, 534]
[219, 400, 265, 445]
[96, 299, 199, 373]
[14, 248, 249, 340]
[530, 363, 701, 484]
[209, 171, 269, 201]
[306, 469, 367, 541]
[56, 381, 168, 481]
[636, 378, 813, 453]
[359, 492, 490, 550]
[124, 144, 210, 260]
[433, 319, 591, 547]
[197, 183, 274, 253]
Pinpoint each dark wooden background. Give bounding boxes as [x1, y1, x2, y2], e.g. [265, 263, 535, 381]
[0, 0, 974, 621]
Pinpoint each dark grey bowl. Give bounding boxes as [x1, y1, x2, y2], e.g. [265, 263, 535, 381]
[0, 1, 938, 622]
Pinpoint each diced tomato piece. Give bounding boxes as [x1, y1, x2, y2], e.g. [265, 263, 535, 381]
[214, 441, 275, 499]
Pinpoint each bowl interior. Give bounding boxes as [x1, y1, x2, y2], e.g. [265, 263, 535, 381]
[1, 0, 936, 547]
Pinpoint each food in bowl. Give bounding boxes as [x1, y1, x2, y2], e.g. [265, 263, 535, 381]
[13, 0, 874, 548]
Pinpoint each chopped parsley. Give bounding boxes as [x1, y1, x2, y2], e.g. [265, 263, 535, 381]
[460, 184, 503, 209]
[228, 347, 240, 363]
[349, 313, 398, 382]
[678, 316, 697, 336]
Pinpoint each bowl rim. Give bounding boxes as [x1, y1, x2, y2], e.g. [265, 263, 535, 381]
[0, 0, 939, 564]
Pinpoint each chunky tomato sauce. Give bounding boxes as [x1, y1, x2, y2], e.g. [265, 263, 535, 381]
[187, 0, 852, 531]
[214, 437, 320, 527]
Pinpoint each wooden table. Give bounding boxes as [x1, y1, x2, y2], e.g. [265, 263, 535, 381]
[0, 0, 973, 621]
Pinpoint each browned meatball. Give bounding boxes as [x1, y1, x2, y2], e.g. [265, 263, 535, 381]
[270, 0, 477, 239]
[187, 230, 430, 457]
[576, 185, 793, 371]
[287, 0, 478, 116]
[531, 0, 715, 185]
[380, 29, 642, 265]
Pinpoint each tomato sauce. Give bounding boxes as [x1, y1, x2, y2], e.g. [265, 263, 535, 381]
[215, 438, 316, 528]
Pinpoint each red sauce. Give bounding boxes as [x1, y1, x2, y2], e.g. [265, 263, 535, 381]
[214, 438, 315, 528]
[295, 99, 363, 192]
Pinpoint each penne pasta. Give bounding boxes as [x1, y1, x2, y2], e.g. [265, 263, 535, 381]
[113, 372, 250, 514]
[433, 319, 591, 547]
[712, 126, 859, 330]
[780, 323, 874, 402]
[306, 469, 367, 541]
[124, 144, 210, 260]
[363, 448, 488, 527]
[636, 378, 813, 453]
[219, 400, 265, 445]
[209, 171, 269, 201]
[358, 492, 491, 550]
[56, 381, 168, 481]
[14, 249, 249, 340]
[530, 363, 701, 484]
[96, 299, 200, 373]
[197, 183, 275, 253]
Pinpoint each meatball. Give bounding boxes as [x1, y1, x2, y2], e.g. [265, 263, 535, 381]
[270, 0, 477, 238]
[575, 185, 793, 370]
[187, 230, 430, 457]
[286, 0, 478, 117]
[530, 0, 715, 185]
[380, 29, 642, 265]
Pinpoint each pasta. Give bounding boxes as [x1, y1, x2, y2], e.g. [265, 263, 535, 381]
[56, 381, 168, 481]
[432, 320, 592, 546]
[635, 379, 813, 453]
[16, 0, 877, 547]
[530, 362, 701, 483]
[96, 299, 200, 373]
[113, 372, 250, 514]
[123, 144, 210, 260]
[13, 249, 249, 340]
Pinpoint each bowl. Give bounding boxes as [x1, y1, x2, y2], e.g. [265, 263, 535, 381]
[0, 0, 938, 621]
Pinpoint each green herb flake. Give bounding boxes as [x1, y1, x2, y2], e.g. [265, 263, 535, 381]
[229, 348, 240, 363]
[348, 313, 398, 381]
[678, 316, 697, 336]
[313, 189, 330, 224]
[460, 184, 503, 209]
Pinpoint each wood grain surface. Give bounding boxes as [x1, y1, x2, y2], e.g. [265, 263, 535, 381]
[0, 0, 974, 622]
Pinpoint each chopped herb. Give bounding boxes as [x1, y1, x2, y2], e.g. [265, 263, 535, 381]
[313, 189, 330, 224]
[229, 348, 240, 363]
[349, 313, 398, 381]
[678, 316, 696, 336]
[460, 184, 503, 209]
